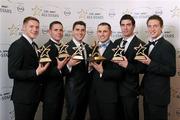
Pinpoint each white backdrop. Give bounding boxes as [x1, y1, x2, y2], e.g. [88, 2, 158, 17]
[0, 0, 180, 120]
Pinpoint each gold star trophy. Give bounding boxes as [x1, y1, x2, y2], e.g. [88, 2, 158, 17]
[134, 43, 147, 60]
[112, 45, 125, 61]
[58, 43, 70, 60]
[38, 45, 52, 63]
[87, 41, 106, 62]
[72, 45, 84, 60]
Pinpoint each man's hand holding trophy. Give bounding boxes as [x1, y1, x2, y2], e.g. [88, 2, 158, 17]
[134, 43, 147, 60]
[87, 40, 106, 63]
[38, 45, 52, 63]
[36, 45, 51, 76]
[111, 44, 128, 68]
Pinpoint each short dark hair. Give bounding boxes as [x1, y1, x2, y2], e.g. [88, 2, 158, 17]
[147, 14, 163, 27]
[98, 22, 111, 31]
[120, 14, 135, 26]
[72, 21, 86, 30]
[49, 21, 63, 29]
[23, 16, 39, 25]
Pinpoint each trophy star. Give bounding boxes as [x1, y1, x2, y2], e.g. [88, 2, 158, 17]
[40, 45, 51, 58]
[72, 46, 83, 56]
[134, 43, 147, 55]
[112, 46, 125, 57]
[59, 44, 68, 54]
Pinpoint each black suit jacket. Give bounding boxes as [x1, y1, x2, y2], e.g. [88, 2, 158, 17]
[42, 40, 68, 103]
[142, 37, 176, 105]
[65, 40, 92, 96]
[114, 36, 146, 97]
[8, 36, 42, 104]
[90, 41, 123, 103]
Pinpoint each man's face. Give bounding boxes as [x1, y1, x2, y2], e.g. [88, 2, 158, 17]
[49, 24, 63, 43]
[72, 25, 86, 42]
[97, 25, 112, 43]
[23, 20, 39, 39]
[120, 19, 135, 38]
[147, 19, 162, 39]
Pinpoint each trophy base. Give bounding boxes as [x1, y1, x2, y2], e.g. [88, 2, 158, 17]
[72, 55, 84, 60]
[134, 55, 146, 60]
[39, 58, 52, 63]
[58, 54, 70, 60]
[87, 56, 106, 62]
[112, 57, 124, 61]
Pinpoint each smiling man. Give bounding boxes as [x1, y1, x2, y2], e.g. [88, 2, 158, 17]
[8, 16, 49, 120]
[138, 15, 176, 120]
[65, 21, 91, 120]
[113, 14, 145, 120]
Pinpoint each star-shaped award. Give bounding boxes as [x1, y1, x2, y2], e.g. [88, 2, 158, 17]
[112, 45, 125, 61]
[134, 43, 147, 60]
[87, 41, 105, 62]
[39, 45, 52, 63]
[72, 46, 84, 60]
[58, 43, 70, 60]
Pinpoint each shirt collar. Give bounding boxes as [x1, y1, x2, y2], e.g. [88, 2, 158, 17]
[23, 34, 34, 44]
[123, 34, 135, 44]
[72, 38, 83, 47]
[50, 38, 61, 45]
[99, 39, 111, 46]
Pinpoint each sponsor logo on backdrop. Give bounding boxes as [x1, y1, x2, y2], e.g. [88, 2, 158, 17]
[0, 48, 8, 58]
[32, 5, 59, 17]
[122, 9, 132, 15]
[87, 27, 95, 36]
[9, 109, 15, 120]
[41, 9, 59, 17]
[154, 7, 163, 15]
[0, 89, 11, 102]
[32, 5, 42, 16]
[171, 88, 180, 99]
[109, 9, 116, 18]
[8, 24, 21, 36]
[64, 28, 72, 38]
[132, 7, 152, 19]
[16, 3, 24, 13]
[0, 5, 12, 13]
[78, 9, 88, 19]
[41, 26, 48, 35]
[111, 31, 122, 40]
[78, 8, 105, 20]
[64, 8, 71, 16]
[170, 6, 180, 17]
[163, 25, 175, 43]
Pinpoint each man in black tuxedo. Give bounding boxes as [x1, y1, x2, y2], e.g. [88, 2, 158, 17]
[137, 15, 176, 120]
[65, 21, 91, 120]
[41, 21, 69, 120]
[112, 14, 145, 120]
[89, 22, 123, 120]
[8, 16, 49, 120]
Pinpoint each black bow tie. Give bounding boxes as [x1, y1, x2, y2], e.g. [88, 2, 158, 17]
[148, 41, 157, 46]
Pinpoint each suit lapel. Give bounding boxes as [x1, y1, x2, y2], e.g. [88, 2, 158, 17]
[125, 36, 139, 59]
[148, 37, 163, 57]
[21, 36, 38, 59]
[103, 41, 114, 60]
[67, 40, 77, 55]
